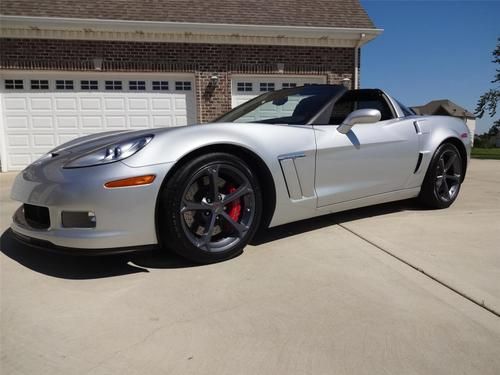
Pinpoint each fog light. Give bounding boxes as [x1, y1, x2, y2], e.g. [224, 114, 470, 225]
[62, 211, 96, 228]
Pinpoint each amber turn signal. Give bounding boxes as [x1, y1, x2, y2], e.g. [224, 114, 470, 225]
[104, 175, 156, 188]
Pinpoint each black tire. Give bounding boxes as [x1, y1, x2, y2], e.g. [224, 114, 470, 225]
[419, 142, 463, 209]
[158, 152, 262, 264]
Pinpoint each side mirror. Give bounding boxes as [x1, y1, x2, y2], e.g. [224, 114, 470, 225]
[337, 109, 381, 134]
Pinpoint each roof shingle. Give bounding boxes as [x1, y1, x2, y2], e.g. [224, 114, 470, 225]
[0, 0, 376, 29]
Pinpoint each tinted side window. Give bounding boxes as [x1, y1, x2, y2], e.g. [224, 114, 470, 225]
[396, 100, 416, 117]
[329, 93, 393, 124]
[330, 98, 355, 125]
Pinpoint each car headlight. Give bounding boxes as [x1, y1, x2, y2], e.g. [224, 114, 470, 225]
[64, 135, 154, 168]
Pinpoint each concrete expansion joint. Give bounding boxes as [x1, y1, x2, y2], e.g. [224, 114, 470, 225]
[337, 223, 500, 319]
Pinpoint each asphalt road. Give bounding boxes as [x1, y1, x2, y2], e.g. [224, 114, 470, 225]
[1, 159, 499, 375]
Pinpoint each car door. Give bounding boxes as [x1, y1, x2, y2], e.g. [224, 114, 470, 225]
[313, 90, 419, 207]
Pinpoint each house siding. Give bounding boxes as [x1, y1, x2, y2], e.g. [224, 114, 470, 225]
[0, 38, 356, 122]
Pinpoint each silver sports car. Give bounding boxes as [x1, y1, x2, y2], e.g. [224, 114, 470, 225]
[10, 85, 471, 263]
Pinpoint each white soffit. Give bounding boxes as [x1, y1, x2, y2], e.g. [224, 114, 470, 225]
[0, 15, 383, 48]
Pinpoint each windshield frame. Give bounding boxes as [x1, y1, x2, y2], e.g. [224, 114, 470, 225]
[213, 84, 347, 125]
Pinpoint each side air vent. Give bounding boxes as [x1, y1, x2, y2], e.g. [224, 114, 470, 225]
[414, 152, 424, 173]
[413, 121, 421, 134]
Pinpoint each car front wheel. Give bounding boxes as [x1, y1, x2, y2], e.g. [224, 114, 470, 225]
[159, 152, 262, 263]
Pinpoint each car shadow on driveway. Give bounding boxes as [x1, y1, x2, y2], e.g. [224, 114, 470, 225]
[1, 199, 424, 280]
[0, 230, 196, 279]
[251, 199, 425, 245]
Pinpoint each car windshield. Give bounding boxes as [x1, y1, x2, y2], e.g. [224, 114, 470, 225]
[215, 85, 345, 125]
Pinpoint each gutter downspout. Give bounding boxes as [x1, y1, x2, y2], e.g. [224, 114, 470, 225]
[354, 33, 365, 89]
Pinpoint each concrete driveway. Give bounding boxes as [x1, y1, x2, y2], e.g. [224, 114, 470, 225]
[1, 160, 499, 375]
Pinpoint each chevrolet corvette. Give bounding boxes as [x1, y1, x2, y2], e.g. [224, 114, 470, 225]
[10, 84, 471, 263]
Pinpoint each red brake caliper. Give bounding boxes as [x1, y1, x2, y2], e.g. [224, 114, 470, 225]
[226, 185, 242, 222]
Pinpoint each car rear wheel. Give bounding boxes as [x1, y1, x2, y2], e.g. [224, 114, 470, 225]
[419, 142, 463, 209]
[159, 153, 262, 263]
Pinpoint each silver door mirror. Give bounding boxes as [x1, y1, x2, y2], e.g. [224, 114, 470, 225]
[337, 109, 381, 134]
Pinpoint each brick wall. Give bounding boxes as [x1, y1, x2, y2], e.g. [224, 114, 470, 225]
[0, 38, 356, 122]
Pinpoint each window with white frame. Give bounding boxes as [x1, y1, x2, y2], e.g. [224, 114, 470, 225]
[129, 80, 146, 90]
[175, 81, 191, 91]
[260, 82, 275, 92]
[81, 80, 98, 90]
[4, 79, 24, 89]
[105, 80, 122, 90]
[237, 82, 253, 92]
[31, 80, 49, 90]
[282, 83, 297, 89]
[56, 80, 74, 90]
[152, 81, 169, 90]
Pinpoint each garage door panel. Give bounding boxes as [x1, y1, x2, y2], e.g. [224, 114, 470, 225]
[81, 116, 103, 129]
[5, 116, 29, 129]
[152, 98, 171, 110]
[105, 116, 127, 129]
[153, 116, 172, 127]
[104, 97, 126, 111]
[31, 117, 53, 129]
[80, 97, 101, 110]
[56, 116, 78, 129]
[9, 154, 31, 169]
[33, 134, 56, 148]
[175, 116, 187, 126]
[55, 97, 78, 110]
[174, 97, 187, 110]
[7, 135, 30, 147]
[128, 98, 149, 110]
[5, 97, 27, 110]
[2, 74, 196, 171]
[30, 98, 52, 111]
[129, 116, 149, 128]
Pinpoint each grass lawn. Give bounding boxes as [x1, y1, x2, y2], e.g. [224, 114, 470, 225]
[471, 147, 500, 160]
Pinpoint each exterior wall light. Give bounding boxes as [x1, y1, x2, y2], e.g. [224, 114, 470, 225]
[210, 73, 219, 84]
[342, 78, 351, 88]
[93, 57, 103, 71]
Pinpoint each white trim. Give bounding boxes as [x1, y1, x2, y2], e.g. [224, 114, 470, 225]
[0, 15, 382, 48]
[0, 92, 7, 172]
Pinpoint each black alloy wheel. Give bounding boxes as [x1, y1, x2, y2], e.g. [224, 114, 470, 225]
[419, 142, 463, 209]
[159, 153, 262, 263]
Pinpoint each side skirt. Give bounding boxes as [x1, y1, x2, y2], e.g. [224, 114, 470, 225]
[269, 187, 420, 227]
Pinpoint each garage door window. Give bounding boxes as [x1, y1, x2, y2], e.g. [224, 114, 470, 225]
[105, 81, 122, 90]
[237, 82, 253, 92]
[175, 81, 191, 91]
[282, 83, 297, 88]
[31, 80, 49, 90]
[260, 83, 275, 92]
[4, 80, 23, 89]
[56, 80, 74, 90]
[81, 80, 98, 90]
[152, 81, 169, 90]
[55, 80, 73, 90]
[129, 81, 146, 91]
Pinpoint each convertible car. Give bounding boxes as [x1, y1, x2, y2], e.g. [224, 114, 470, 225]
[10, 85, 470, 263]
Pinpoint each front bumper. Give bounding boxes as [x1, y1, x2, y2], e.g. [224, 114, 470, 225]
[10, 157, 174, 251]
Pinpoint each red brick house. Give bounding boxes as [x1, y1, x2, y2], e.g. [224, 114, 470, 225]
[0, 0, 380, 171]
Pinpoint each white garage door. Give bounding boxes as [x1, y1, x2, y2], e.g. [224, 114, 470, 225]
[0, 72, 196, 171]
[231, 75, 327, 108]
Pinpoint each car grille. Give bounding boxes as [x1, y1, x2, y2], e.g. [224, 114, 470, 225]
[23, 204, 51, 229]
